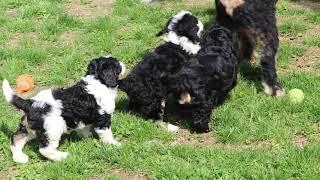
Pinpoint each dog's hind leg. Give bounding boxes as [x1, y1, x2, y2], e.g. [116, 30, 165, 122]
[39, 117, 68, 161]
[259, 30, 284, 96]
[10, 116, 35, 163]
[94, 113, 120, 146]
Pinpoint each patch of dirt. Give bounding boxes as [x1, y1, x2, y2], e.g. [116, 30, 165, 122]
[4, 8, 17, 16]
[63, 0, 113, 19]
[170, 128, 273, 150]
[292, 133, 308, 148]
[91, 168, 147, 180]
[184, 0, 212, 6]
[160, 0, 211, 8]
[289, 47, 320, 73]
[0, 166, 17, 178]
[290, 0, 320, 11]
[58, 30, 83, 45]
[5, 32, 38, 48]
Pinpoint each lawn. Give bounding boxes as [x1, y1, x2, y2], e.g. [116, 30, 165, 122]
[0, 0, 320, 179]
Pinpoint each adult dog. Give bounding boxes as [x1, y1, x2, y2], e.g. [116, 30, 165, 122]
[2, 56, 125, 163]
[215, 0, 284, 96]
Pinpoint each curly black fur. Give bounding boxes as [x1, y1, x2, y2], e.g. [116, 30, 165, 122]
[166, 24, 237, 133]
[119, 11, 203, 121]
[215, 0, 284, 96]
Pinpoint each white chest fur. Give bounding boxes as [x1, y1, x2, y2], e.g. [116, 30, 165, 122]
[82, 75, 117, 115]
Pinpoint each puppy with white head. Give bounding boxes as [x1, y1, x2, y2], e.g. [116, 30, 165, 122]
[2, 56, 125, 163]
[119, 11, 203, 124]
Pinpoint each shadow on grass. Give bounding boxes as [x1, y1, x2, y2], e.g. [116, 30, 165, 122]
[238, 60, 263, 93]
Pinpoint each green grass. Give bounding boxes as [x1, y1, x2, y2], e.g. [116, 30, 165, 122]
[1, 0, 320, 179]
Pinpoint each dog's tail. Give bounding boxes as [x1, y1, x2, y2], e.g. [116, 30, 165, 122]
[2, 79, 33, 112]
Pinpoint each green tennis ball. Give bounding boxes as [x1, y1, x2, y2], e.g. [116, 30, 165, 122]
[288, 88, 304, 104]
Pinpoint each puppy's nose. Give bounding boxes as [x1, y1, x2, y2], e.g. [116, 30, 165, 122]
[119, 61, 126, 76]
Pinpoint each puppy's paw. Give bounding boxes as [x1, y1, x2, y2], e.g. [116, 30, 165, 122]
[39, 148, 69, 161]
[12, 153, 29, 164]
[104, 139, 121, 146]
[167, 124, 179, 133]
[262, 82, 285, 97]
[57, 151, 69, 160]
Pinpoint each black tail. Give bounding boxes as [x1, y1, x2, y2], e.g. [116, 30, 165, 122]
[11, 95, 33, 113]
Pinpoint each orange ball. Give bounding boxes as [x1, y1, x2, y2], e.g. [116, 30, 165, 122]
[15, 74, 35, 94]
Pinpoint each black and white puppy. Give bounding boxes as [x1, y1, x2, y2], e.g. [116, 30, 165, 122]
[119, 11, 203, 122]
[167, 24, 237, 133]
[2, 56, 125, 163]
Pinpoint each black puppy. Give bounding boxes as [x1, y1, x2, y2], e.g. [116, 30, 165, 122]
[215, 0, 284, 96]
[167, 24, 237, 133]
[2, 56, 125, 163]
[119, 11, 203, 121]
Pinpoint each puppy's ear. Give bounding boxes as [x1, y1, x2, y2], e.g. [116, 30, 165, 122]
[87, 59, 98, 76]
[156, 17, 173, 36]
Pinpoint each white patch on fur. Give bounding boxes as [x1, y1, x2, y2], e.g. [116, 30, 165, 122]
[82, 75, 117, 115]
[119, 61, 126, 76]
[161, 100, 166, 108]
[197, 20, 204, 37]
[168, 11, 192, 31]
[164, 32, 201, 54]
[103, 54, 112, 58]
[2, 79, 14, 102]
[95, 128, 120, 145]
[167, 123, 179, 133]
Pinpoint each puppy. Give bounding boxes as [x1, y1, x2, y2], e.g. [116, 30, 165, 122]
[119, 11, 203, 121]
[2, 56, 125, 163]
[215, 0, 284, 96]
[167, 24, 237, 133]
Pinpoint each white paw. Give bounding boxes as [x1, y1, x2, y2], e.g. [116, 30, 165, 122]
[13, 153, 29, 164]
[49, 151, 69, 161]
[40, 148, 69, 161]
[103, 139, 121, 146]
[56, 151, 69, 160]
[167, 124, 179, 133]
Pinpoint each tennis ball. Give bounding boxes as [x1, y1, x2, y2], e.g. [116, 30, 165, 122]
[288, 88, 304, 104]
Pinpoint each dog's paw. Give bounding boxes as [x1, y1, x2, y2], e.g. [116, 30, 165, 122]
[167, 124, 179, 133]
[40, 148, 69, 161]
[13, 153, 29, 164]
[262, 82, 285, 97]
[104, 139, 121, 146]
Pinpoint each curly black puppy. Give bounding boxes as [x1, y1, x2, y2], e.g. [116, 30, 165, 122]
[215, 0, 284, 96]
[166, 24, 237, 133]
[119, 11, 203, 121]
[2, 56, 125, 163]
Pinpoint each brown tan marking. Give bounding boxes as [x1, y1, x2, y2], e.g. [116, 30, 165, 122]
[219, 0, 245, 16]
[178, 92, 191, 104]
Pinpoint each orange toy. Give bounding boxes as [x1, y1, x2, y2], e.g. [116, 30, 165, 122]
[15, 74, 35, 94]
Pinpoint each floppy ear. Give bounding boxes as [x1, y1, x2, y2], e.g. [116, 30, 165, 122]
[86, 59, 99, 76]
[156, 17, 173, 36]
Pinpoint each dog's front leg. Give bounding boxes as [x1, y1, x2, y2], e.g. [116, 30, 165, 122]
[94, 114, 120, 146]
